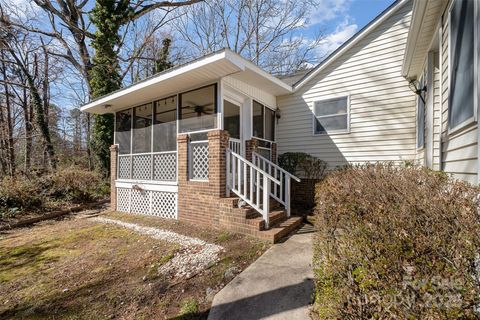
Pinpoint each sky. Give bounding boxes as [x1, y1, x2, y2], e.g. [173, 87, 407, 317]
[7, 0, 397, 110]
[306, 0, 396, 58]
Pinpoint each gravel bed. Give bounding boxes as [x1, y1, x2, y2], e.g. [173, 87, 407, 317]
[92, 217, 224, 279]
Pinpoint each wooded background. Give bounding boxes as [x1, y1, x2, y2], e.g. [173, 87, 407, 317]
[0, 0, 324, 178]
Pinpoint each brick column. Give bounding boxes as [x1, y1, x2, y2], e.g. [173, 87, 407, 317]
[208, 130, 230, 197]
[271, 142, 278, 163]
[177, 134, 189, 182]
[245, 138, 259, 162]
[109, 145, 118, 210]
[177, 130, 229, 227]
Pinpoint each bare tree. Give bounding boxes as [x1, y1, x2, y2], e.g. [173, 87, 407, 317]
[173, 0, 323, 75]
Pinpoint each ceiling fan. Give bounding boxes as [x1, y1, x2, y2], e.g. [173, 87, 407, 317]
[183, 102, 214, 116]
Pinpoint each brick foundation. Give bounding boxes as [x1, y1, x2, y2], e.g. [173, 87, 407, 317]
[291, 178, 319, 210]
[109, 145, 118, 210]
[177, 130, 230, 228]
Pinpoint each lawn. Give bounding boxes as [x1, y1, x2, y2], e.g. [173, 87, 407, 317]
[0, 211, 268, 319]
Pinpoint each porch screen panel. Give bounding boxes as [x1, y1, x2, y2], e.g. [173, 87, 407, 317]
[264, 107, 275, 141]
[224, 100, 240, 139]
[115, 109, 132, 154]
[449, 0, 474, 129]
[252, 101, 264, 139]
[179, 84, 217, 133]
[133, 103, 153, 153]
[153, 96, 177, 152]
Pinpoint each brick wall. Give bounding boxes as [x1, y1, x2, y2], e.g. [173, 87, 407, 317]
[291, 178, 318, 210]
[177, 130, 230, 227]
[109, 145, 118, 210]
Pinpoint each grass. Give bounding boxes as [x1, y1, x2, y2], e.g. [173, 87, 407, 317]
[0, 212, 269, 319]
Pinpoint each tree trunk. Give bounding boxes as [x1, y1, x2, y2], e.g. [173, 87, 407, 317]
[22, 86, 32, 172]
[1, 52, 15, 176]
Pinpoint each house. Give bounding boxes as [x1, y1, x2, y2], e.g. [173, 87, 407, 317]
[81, 0, 480, 242]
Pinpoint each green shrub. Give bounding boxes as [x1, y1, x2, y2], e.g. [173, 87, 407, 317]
[41, 167, 108, 203]
[313, 163, 480, 319]
[0, 177, 44, 215]
[278, 152, 327, 179]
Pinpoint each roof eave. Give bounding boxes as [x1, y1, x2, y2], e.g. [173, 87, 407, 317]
[401, 0, 429, 79]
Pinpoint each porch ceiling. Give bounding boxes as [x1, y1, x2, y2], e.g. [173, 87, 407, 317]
[402, 0, 448, 80]
[80, 49, 292, 114]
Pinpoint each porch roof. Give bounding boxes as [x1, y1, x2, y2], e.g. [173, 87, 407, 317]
[401, 0, 448, 80]
[80, 49, 292, 114]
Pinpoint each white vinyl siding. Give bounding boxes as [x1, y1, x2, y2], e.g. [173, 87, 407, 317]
[440, 0, 478, 184]
[277, 2, 416, 168]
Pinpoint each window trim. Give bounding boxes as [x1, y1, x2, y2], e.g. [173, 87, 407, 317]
[312, 95, 350, 136]
[416, 74, 426, 150]
[447, 0, 478, 134]
[251, 100, 276, 142]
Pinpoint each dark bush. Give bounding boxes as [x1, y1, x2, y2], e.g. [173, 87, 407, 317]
[0, 167, 108, 219]
[41, 167, 109, 203]
[313, 163, 480, 319]
[0, 177, 44, 216]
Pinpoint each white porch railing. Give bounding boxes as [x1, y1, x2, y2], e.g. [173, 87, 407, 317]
[118, 151, 177, 181]
[229, 138, 241, 154]
[252, 152, 301, 217]
[226, 149, 280, 229]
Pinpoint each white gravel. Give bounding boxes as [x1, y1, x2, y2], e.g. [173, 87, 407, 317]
[92, 217, 224, 279]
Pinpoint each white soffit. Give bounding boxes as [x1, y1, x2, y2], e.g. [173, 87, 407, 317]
[402, 0, 447, 79]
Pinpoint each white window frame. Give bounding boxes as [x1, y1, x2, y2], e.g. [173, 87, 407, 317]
[447, 0, 479, 134]
[251, 100, 276, 142]
[416, 73, 426, 150]
[312, 95, 350, 136]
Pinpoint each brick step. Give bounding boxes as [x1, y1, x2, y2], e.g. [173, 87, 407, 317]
[245, 209, 287, 231]
[256, 216, 303, 243]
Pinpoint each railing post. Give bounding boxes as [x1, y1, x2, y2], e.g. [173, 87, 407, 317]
[263, 176, 270, 229]
[286, 177, 291, 217]
[226, 150, 231, 197]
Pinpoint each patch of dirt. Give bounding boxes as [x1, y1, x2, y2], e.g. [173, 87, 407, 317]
[0, 211, 269, 319]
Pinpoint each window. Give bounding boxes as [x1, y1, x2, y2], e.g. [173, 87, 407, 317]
[417, 77, 426, 148]
[252, 100, 275, 141]
[153, 96, 177, 152]
[224, 100, 240, 139]
[313, 96, 349, 134]
[179, 84, 217, 133]
[448, 0, 475, 129]
[115, 109, 132, 154]
[132, 103, 153, 153]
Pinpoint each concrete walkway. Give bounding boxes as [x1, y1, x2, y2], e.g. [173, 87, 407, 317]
[208, 226, 314, 320]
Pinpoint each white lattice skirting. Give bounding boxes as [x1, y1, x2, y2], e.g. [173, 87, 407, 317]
[116, 187, 177, 219]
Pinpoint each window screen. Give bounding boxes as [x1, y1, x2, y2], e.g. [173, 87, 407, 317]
[115, 109, 132, 154]
[252, 101, 264, 139]
[252, 100, 275, 141]
[179, 84, 217, 133]
[313, 96, 348, 134]
[153, 96, 177, 152]
[224, 100, 240, 139]
[132, 103, 153, 153]
[449, 0, 474, 129]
